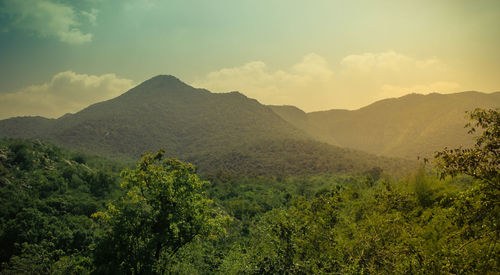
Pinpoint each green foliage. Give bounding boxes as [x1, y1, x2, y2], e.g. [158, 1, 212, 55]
[92, 150, 229, 274]
[435, 108, 499, 183]
[435, 108, 500, 272]
[1, 105, 498, 275]
[0, 139, 122, 274]
[214, 168, 497, 274]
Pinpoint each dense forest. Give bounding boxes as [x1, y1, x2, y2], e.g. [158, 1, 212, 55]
[0, 108, 498, 274]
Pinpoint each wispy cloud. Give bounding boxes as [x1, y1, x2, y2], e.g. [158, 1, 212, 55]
[340, 51, 446, 73]
[192, 53, 335, 110]
[81, 8, 99, 26]
[193, 52, 460, 111]
[0, 71, 135, 119]
[1, 0, 97, 44]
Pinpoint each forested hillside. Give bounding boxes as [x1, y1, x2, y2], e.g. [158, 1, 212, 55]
[2, 0, 498, 273]
[0, 139, 123, 273]
[0, 108, 497, 274]
[0, 77, 497, 274]
[0, 75, 414, 176]
[270, 91, 500, 159]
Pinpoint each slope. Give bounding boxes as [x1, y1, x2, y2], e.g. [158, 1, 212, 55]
[0, 75, 413, 176]
[270, 91, 500, 159]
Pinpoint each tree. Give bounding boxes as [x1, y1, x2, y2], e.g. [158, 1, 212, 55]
[435, 108, 499, 184]
[223, 188, 343, 274]
[434, 108, 499, 271]
[92, 150, 226, 274]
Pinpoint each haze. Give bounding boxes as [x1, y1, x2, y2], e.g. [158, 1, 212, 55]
[0, 0, 499, 118]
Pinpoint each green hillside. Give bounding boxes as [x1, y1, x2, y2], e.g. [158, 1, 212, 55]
[0, 75, 413, 176]
[0, 139, 123, 273]
[1, 122, 497, 274]
[270, 91, 500, 159]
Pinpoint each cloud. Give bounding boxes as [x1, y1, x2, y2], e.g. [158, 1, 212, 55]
[193, 53, 336, 111]
[81, 8, 99, 26]
[0, 71, 135, 119]
[340, 51, 446, 73]
[291, 53, 333, 80]
[193, 51, 460, 111]
[1, 0, 96, 44]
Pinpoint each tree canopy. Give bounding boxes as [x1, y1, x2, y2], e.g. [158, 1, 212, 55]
[0, 108, 498, 274]
[435, 108, 499, 266]
[92, 150, 228, 274]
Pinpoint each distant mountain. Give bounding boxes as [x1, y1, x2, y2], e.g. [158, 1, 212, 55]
[270, 91, 500, 159]
[0, 75, 411, 176]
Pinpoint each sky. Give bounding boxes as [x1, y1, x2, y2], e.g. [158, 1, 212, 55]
[0, 0, 499, 119]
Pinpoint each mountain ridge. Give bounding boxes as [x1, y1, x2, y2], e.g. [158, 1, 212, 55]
[269, 91, 500, 159]
[0, 75, 412, 176]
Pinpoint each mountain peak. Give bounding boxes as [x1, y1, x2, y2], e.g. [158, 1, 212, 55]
[144, 74, 186, 86]
[150, 74, 182, 82]
[122, 74, 196, 98]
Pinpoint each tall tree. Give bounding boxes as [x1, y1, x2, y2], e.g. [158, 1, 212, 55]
[435, 108, 499, 270]
[93, 150, 225, 274]
[435, 108, 499, 184]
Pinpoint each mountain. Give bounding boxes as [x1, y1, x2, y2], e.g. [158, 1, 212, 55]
[270, 91, 500, 160]
[0, 75, 412, 176]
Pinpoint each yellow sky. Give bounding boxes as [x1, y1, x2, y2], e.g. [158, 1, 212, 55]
[0, 0, 499, 118]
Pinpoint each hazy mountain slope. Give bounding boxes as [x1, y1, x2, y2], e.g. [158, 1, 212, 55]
[268, 105, 341, 146]
[271, 91, 500, 159]
[0, 75, 412, 175]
